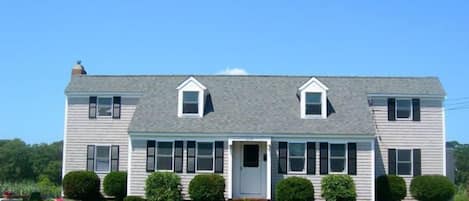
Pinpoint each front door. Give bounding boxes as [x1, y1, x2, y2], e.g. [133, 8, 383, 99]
[239, 143, 265, 197]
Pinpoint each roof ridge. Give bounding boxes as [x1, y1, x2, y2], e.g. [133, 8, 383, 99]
[80, 74, 440, 79]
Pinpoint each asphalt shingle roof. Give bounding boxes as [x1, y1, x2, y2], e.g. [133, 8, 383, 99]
[66, 75, 445, 135]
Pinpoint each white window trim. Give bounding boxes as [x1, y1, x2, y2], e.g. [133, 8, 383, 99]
[287, 142, 307, 174]
[299, 77, 328, 119]
[196, 141, 215, 173]
[156, 141, 175, 172]
[181, 91, 201, 116]
[97, 97, 113, 117]
[395, 98, 413, 120]
[396, 149, 413, 176]
[94, 145, 112, 173]
[177, 77, 206, 118]
[328, 143, 348, 174]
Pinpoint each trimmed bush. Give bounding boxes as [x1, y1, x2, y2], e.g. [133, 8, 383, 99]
[145, 172, 182, 201]
[62, 171, 100, 200]
[376, 175, 406, 201]
[410, 175, 455, 201]
[189, 174, 225, 201]
[104, 171, 127, 200]
[124, 196, 146, 201]
[321, 175, 356, 201]
[276, 176, 314, 201]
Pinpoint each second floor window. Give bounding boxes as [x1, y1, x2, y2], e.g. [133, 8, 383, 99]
[396, 99, 412, 119]
[183, 92, 199, 114]
[98, 97, 112, 117]
[305, 93, 322, 115]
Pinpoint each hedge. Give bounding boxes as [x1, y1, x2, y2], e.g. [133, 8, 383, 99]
[376, 175, 406, 201]
[410, 175, 455, 201]
[189, 174, 225, 201]
[124, 196, 146, 201]
[103, 172, 127, 200]
[321, 175, 356, 201]
[62, 171, 100, 200]
[276, 177, 314, 201]
[145, 172, 182, 201]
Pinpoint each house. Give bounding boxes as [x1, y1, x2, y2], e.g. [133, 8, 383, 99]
[63, 62, 446, 201]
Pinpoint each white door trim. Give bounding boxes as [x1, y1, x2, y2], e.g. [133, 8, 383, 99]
[229, 138, 271, 200]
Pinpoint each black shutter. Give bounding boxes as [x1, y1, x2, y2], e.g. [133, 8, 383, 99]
[113, 96, 121, 119]
[320, 143, 329, 175]
[86, 145, 95, 171]
[146, 141, 155, 172]
[215, 141, 224, 173]
[278, 142, 287, 174]
[174, 141, 183, 173]
[111, 145, 119, 172]
[307, 142, 316, 175]
[89, 96, 97, 119]
[388, 98, 396, 121]
[388, 149, 397, 175]
[187, 141, 196, 173]
[412, 99, 421, 121]
[413, 149, 421, 176]
[348, 143, 357, 175]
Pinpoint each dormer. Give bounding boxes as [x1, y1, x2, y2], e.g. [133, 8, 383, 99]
[177, 77, 207, 118]
[298, 77, 328, 119]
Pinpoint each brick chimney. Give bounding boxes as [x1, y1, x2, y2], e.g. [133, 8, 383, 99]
[71, 60, 87, 76]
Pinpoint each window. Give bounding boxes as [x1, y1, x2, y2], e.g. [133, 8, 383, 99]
[97, 97, 112, 117]
[95, 146, 110, 172]
[397, 149, 412, 175]
[183, 92, 199, 114]
[330, 144, 347, 173]
[288, 143, 306, 173]
[243, 145, 259, 167]
[197, 142, 214, 171]
[305, 93, 322, 115]
[396, 99, 412, 119]
[157, 142, 173, 171]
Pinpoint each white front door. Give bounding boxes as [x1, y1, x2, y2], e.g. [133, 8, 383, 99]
[239, 142, 266, 197]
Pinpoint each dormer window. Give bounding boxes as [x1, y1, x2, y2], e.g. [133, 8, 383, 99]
[183, 91, 199, 114]
[177, 77, 207, 118]
[299, 77, 328, 119]
[305, 92, 322, 115]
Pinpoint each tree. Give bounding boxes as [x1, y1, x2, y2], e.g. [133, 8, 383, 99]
[454, 143, 469, 185]
[0, 139, 34, 181]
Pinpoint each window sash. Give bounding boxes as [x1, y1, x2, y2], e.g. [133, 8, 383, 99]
[329, 144, 347, 173]
[288, 143, 306, 173]
[396, 149, 412, 175]
[196, 142, 214, 171]
[157, 142, 174, 171]
[396, 99, 412, 119]
[97, 97, 113, 117]
[95, 146, 111, 172]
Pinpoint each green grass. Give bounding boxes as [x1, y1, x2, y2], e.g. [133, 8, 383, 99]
[0, 181, 61, 199]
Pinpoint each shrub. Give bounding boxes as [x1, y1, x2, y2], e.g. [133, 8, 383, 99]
[275, 176, 314, 201]
[29, 192, 42, 201]
[454, 185, 469, 201]
[124, 196, 146, 201]
[145, 172, 182, 201]
[376, 175, 406, 201]
[321, 175, 356, 201]
[62, 171, 100, 200]
[104, 172, 127, 200]
[410, 175, 455, 201]
[189, 174, 225, 201]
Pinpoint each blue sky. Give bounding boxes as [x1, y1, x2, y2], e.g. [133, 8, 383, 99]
[0, 1, 468, 144]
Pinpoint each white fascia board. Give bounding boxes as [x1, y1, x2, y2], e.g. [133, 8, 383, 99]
[298, 77, 329, 91]
[176, 76, 207, 90]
